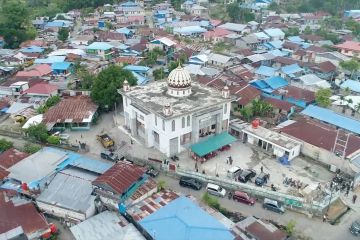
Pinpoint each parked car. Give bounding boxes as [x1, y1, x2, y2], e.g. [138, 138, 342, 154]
[233, 191, 256, 205]
[206, 183, 226, 197]
[146, 167, 159, 178]
[100, 150, 119, 162]
[350, 219, 360, 236]
[238, 169, 256, 183]
[227, 166, 242, 179]
[179, 176, 202, 190]
[255, 172, 270, 186]
[262, 198, 285, 214]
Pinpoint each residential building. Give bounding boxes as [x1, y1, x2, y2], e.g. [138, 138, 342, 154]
[208, 53, 232, 67]
[86, 42, 114, 60]
[334, 41, 360, 58]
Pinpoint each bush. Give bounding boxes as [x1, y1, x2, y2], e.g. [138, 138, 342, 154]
[24, 123, 49, 143]
[47, 136, 60, 145]
[285, 220, 296, 236]
[23, 143, 41, 154]
[0, 138, 13, 152]
[202, 192, 221, 210]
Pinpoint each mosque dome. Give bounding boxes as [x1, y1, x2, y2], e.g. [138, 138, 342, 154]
[167, 65, 192, 97]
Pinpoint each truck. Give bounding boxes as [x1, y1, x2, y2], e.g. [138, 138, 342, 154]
[97, 134, 115, 149]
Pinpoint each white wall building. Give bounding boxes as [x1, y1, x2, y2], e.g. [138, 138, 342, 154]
[119, 66, 234, 157]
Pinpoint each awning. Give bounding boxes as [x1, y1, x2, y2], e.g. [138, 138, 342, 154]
[191, 132, 237, 157]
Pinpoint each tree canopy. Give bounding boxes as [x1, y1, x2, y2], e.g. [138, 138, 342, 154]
[58, 27, 69, 42]
[91, 65, 137, 109]
[227, 4, 255, 23]
[340, 59, 360, 78]
[315, 88, 332, 107]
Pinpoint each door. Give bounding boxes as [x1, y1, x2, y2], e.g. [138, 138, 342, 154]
[169, 137, 178, 157]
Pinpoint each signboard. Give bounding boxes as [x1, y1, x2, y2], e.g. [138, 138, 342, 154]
[285, 198, 303, 207]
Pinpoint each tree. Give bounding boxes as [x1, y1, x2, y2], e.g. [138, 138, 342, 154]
[227, 4, 255, 23]
[157, 180, 166, 192]
[240, 106, 253, 122]
[58, 27, 69, 42]
[340, 59, 360, 78]
[202, 192, 221, 210]
[47, 135, 60, 145]
[303, 26, 313, 35]
[153, 68, 166, 80]
[0, 138, 13, 152]
[251, 99, 273, 117]
[37, 95, 61, 113]
[315, 88, 332, 107]
[285, 27, 300, 37]
[285, 220, 297, 236]
[91, 65, 137, 109]
[23, 142, 41, 154]
[268, 2, 280, 12]
[105, 21, 113, 30]
[24, 123, 49, 143]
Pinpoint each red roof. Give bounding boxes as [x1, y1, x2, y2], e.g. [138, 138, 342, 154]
[114, 56, 138, 64]
[0, 189, 50, 235]
[210, 19, 222, 26]
[263, 97, 293, 111]
[92, 162, 145, 195]
[0, 148, 29, 169]
[16, 64, 52, 78]
[23, 83, 58, 95]
[233, 85, 261, 106]
[281, 118, 360, 157]
[204, 28, 231, 38]
[43, 96, 98, 124]
[334, 41, 360, 51]
[246, 221, 287, 240]
[0, 167, 9, 180]
[273, 56, 297, 66]
[275, 86, 315, 103]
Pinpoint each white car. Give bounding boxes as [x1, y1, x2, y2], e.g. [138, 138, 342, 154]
[206, 183, 226, 197]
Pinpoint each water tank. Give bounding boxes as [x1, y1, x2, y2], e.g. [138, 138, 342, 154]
[21, 183, 28, 191]
[251, 119, 260, 128]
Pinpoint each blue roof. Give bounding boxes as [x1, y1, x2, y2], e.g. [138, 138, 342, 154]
[132, 72, 149, 85]
[268, 40, 283, 49]
[255, 65, 276, 77]
[21, 46, 45, 53]
[264, 28, 285, 37]
[34, 56, 66, 64]
[301, 105, 360, 135]
[86, 42, 113, 50]
[268, 49, 288, 57]
[287, 36, 304, 43]
[51, 62, 72, 70]
[265, 76, 288, 90]
[46, 21, 65, 27]
[139, 196, 234, 240]
[124, 65, 150, 72]
[281, 64, 303, 75]
[116, 27, 132, 35]
[120, 1, 139, 7]
[340, 79, 360, 93]
[254, 32, 269, 39]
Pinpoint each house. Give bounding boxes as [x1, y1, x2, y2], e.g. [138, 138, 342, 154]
[232, 216, 288, 240]
[253, 32, 270, 43]
[127, 194, 234, 240]
[255, 65, 277, 79]
[42, 96, 98, 131]
[191, 4, 207, 16]
[309, 61, 337, 80]
[123, 65, 151, 85]
[51, 62, 73, 75]
[70, 211, 146, 240]
[263, 97, 294, 116]
[231, 84, 261, 110]
[23, 83, 58, 98]
[236, 35, 260, 50]
[32, 18, 46, 29]
[174, 26, 207, 37]
[188, 54, 208, 65]
[0, 189, 53, 240]
[315, 51, 350, 67]
[34, 56, 66, 64]
[218, 22, 250, 35]
[340, 79, 360, 94]
[16, 64, 52, 78]
[92, 162, 147, 209]
[203, 28, 231, 42]
[263, 28, 285, 41]
[148, 37, 176, 53]
[0, 148, 28, 180]
[277, 63, 304, 80]
[280, 118, 360, 174]
[208, 53, 232, 67]
[86, 42, 114, 60]
[334, 41, 360, 58]
[298, 74, 331, 90]
[250, 76, 289, 93]
[268, 85, 316, 108]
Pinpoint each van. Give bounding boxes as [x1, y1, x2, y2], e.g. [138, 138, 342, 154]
[233, 191, 256, 205]
[262, 198, 285, 214]
[206, 183, 226, 197]
[227, 166, 242, 179]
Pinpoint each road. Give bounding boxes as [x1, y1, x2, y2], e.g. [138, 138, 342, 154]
[158, 174, 358, 240]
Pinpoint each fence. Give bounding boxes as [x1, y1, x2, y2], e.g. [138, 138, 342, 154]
[175, 168, 339, 217]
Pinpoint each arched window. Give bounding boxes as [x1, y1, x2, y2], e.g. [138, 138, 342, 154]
[182, 117, 185, 128]
[187, 116, 190, 126]
[162, 120, 165, 131]
[172, 120, 175, 131]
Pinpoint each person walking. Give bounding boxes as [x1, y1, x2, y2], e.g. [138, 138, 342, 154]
[353, 194, 357, 204]
[323, 214, 327, 222]
[229, 156, 233, 165]
[260, 166, 263, 173]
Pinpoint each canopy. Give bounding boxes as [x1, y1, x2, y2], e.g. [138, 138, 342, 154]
[191, 132, 237, 157]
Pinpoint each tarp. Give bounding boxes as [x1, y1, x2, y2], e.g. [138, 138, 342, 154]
[191, 132, 237, 157]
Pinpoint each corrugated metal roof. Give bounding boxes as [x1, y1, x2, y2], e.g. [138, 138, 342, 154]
[301, 105, 360, 135]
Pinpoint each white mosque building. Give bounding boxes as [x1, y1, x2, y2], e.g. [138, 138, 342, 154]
[118, 65, 234, 157]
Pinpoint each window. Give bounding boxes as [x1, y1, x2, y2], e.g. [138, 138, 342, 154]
[172, 120, 175, 131]
[224, 103, 227, 114]
[187, 116, 190, 126]
[155, 115, 157, 126]
[182, 117, 185, 128]
[162, 120, 165, 131]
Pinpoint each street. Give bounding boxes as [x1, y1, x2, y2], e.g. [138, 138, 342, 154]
[157, 174, 359, 240]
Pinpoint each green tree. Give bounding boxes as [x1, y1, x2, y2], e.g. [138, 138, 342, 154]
[23, 143, 41, 154]
[240, 106, 253, 122]
[105, 21, 113, 30]
[24, 123, 49, 143]
[285, 220, 297, 236]
[58, 27, 69, 42]
[315, 88, 332, 107]
[47, 135, 60, 145]
[202, 192, 221, 210]
[153, 67, 166, 81]
[303, 26, 313, 35]
[157, 180, 166, 192]
[0, 138, 13, 152]
[37, 96, 61, 114]
[285, 27, 300, 37]
[91, 65, 137, 109]
[227, 4, 255, 23]
[345, 19, 360, 36]
[268, 2, 280, 12]
[340, 59, 360, 78]
[251, 99, 273, 117]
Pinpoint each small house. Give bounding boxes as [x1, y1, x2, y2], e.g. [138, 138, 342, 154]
[86, 42, 114, 60]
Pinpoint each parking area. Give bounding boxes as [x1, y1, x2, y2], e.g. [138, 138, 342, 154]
[175, 141, 335, 195]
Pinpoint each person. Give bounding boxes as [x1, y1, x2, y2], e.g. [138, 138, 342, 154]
[353, 194, 357, 204]
[323, 214, 327, 222]
[226, 157, 229, 164]
[130, 139, 133, 145]
[260, 166, 263, 173]
[229, 156, 233, 165]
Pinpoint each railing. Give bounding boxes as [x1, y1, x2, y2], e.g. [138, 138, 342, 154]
[175, 168, 339, 216]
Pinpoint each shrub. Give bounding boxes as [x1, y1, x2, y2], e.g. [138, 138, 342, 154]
[23, 143, 41, 154]
[47, 136, 60, 145]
